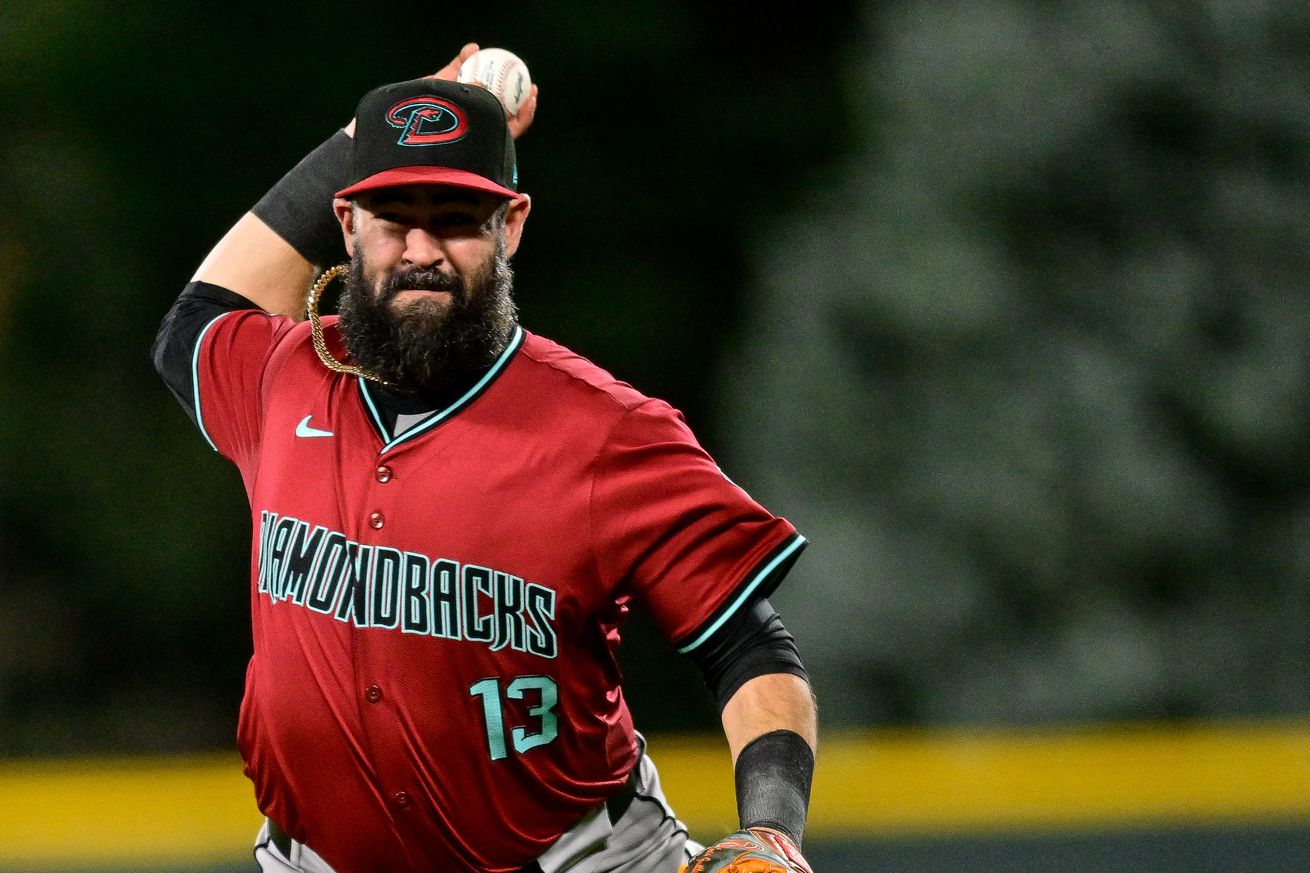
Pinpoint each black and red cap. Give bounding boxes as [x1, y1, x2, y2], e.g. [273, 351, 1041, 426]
[335, 77, 517, 200]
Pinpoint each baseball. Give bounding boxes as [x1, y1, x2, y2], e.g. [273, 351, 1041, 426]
[458, 48, 532, 117]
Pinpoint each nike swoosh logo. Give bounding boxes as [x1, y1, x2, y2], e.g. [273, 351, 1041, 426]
[295, 415, 334, 438]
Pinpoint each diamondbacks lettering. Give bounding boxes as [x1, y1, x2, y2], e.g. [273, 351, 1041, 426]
[256, 511, 558, 658]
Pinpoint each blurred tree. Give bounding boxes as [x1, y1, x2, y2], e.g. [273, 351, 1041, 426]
[719, 0, 1310, 726]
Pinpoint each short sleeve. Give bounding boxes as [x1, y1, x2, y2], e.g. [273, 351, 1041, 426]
[590, 400, 807, 653]
[153, 281, 298, 466]
[193, 309, 296, 465]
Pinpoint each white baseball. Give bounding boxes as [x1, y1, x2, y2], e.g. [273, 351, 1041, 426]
[458, 48, 532, 117]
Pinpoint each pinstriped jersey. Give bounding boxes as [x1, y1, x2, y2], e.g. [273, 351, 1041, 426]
[170, 301, 805, 873]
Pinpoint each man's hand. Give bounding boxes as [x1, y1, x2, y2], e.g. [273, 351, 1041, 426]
[682, 827, 814, 873]
[345, 43, 539, 140]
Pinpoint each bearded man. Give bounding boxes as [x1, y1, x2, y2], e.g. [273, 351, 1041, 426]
[153, 45, 817, 873]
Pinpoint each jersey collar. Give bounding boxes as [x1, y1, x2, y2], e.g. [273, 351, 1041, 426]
[357, 325, 524, 454]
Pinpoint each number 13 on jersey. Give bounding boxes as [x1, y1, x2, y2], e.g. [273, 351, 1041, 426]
[469, 675, 559, 761]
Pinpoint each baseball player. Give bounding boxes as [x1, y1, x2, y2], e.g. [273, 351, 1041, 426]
[152, 44, 817, 873]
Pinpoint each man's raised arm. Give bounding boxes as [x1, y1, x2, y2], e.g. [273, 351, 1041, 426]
[189, 43, 537, 318]
[152, 44, 537, 428]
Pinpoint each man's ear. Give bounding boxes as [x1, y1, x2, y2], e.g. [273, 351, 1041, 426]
[333, 197, 356, 257]
[503, 194, 532, 258]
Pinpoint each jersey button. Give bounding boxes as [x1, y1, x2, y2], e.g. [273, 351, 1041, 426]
[375, 465, 393, 483]
[392, 791, 411, 807]
[364, 684, 382, 703]
[369, 511, 385, 529]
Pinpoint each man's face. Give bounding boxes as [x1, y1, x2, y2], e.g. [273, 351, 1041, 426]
[351, 187, 504, 307]
[333, 186, 525, 396]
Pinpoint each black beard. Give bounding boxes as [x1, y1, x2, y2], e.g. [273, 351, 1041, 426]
[336, 239, 518, 398]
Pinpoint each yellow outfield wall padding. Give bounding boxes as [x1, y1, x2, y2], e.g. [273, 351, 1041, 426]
[2, 721, 1309, 868]
[0, 753, 261, 869]
[655, 721, 1310, 839]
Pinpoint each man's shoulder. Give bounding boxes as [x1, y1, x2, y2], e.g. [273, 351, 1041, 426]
[263, 315, 337, 372]
[516, 329, 655, 414]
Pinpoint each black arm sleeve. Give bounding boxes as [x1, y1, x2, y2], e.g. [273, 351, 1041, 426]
[250, 129, 352, 269]
[736, 729, 815, 845]
[686, 598, 809, 712]
[151, 281, 260, 426]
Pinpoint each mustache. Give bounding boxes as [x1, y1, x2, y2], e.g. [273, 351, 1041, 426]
[377, 266, 465, 301]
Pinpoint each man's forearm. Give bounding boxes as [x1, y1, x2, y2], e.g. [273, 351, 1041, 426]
[191, 212, 318, 318]
[721, 673, 817, 845]
[722, 673, 817, 761]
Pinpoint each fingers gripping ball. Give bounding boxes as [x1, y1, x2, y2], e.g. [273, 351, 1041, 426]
[457, 47, 532, 116]
[681, 827, 814, 873]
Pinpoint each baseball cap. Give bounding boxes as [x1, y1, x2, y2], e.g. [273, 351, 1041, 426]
[335, 77, 518, 200]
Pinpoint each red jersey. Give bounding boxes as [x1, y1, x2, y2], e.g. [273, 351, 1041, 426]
[189, 311, 805, 872]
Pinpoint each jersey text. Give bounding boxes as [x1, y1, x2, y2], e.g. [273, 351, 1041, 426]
[256, 511, 559, 658]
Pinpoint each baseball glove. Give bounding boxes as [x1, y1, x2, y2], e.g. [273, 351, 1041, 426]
[681, 826, 814, 873]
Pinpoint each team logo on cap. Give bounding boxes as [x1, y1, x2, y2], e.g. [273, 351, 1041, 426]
[386, 96, 469, 146]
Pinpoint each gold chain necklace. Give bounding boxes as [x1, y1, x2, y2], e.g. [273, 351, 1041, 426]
[305, 263, 393, 386]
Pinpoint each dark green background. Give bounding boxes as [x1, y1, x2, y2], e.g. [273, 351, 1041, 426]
[0, 1, 858, 752]
[3, 0, 1310, 758]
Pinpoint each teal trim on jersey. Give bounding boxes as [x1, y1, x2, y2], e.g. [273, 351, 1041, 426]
[191, 313, 230, 453]
[362, 325, 524, 455]
[357, 378, 389, 441]
[677, 532, 808, 654]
